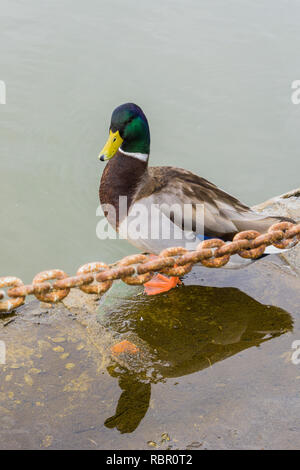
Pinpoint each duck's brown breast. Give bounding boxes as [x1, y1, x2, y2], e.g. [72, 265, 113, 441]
[99, 151, 148, 230]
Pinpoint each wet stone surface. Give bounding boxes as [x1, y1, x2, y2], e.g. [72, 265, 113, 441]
[0, 189, 300, 449]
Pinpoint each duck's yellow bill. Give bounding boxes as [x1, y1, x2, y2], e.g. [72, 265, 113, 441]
[98, 130, 123, 161]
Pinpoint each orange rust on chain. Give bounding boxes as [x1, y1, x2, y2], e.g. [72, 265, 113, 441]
[32, 270, 70, 303]
[159, 247, 193, 276]
[250, 231, 283, 249]
[0, 223, 299, 313]
[214, 239, 250, 257]
[54, 273, 94, 290]
[286, 225, 300, 239]
[233, 230, 266, 259]
[76, 262, 113, 295]
[268, 222, 299, 249]
[137, 257, 175, 274]
[197, 239, 230, 267]
[175, 249, 213, 266]
[0, 277, 25, 312]
[96, 265, 136, 282]
[8, 282, 52, 298]
[117, 255, 154, 285]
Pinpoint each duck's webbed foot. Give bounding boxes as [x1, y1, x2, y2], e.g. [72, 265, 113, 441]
[144, 273, 181, 295]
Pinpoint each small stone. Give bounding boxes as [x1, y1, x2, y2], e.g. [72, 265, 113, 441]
[41, 435, 53, 448]
[24, 374, 33, 386]
[186, 441, 202, 449]
[147, 441, 158, 448]
[29, 368, 41, 374]
[60, 353, 69, 359]
[50, 337, 66, 343]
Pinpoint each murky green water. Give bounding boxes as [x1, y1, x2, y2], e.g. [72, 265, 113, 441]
[100, 284, 293, 435]
[1, 0, 300, 282]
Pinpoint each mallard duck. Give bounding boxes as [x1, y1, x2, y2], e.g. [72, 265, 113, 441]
[98, 103, 294, 295]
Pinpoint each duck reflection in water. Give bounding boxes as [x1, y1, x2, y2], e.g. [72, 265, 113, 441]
[101, 285, 292, 434]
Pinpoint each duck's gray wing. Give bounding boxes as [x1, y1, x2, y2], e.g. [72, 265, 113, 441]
[136, 167, 291, 241]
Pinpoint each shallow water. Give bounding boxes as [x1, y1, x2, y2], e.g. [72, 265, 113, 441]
[1, 0, 300, 281]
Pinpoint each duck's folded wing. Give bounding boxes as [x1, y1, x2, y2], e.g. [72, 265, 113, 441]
[143, 167, 289, 240]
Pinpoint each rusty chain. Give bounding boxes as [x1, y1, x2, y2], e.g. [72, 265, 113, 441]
[0, 221, 299, 314]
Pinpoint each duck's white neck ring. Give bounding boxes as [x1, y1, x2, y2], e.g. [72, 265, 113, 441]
[119, 147, 149, 162]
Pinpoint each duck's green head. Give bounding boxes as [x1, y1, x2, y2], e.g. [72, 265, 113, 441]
[98, 103, 150, 161]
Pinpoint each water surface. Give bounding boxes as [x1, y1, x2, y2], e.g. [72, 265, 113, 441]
[1, 0, 300, 281]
